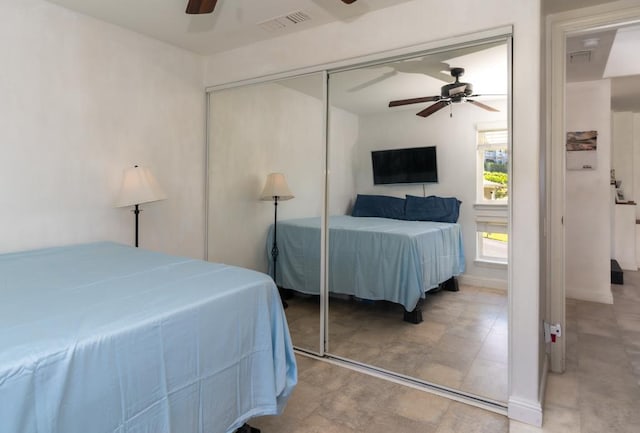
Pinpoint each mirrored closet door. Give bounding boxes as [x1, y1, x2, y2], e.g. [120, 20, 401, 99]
[207, 72, 325, 354]
[206, 35, 511, 404]
[326, 38, 510, 403]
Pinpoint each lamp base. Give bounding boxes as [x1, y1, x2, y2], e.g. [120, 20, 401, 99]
[133, 204, 141, 248]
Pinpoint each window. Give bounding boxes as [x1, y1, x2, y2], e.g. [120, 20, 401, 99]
[475, 125, 509, 265]
[476, 218, 508, 264]
[477, 128, 508, 203]
[478, 232, 508, 262]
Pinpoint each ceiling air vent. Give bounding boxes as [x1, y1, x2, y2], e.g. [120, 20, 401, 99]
[569, 50, 592, 64]
[285, 11, 311, 24]
[259, 11, 311, 32]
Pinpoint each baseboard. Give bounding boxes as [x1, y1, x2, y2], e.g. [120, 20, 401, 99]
[458, 274, 507, 291]
[539, 354, 549, 407]
[510, 340, 549, 428]
[565, 288, 613, 304]
[508, 396, 543, 427]
[618, 261, 638, 271]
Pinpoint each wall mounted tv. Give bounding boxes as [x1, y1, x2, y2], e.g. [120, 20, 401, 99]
[371, 146, 438, 185]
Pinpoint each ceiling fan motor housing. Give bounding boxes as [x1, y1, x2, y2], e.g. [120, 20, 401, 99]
[441, 82, 473, 99]
[441, 67, 473, 100]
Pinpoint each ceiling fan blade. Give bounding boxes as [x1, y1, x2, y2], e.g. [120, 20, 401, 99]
[387, 40, 507, 83]
[469, 93, 506, 98]
[417, 101, 449, 117]
[186, 0, 218, 14]
[391, 59, 453, 83]
[341, 0, 358, 3]
[389, 96, 441, 108]
[468, 100, 500, 112]
[349, 70, 397, 92]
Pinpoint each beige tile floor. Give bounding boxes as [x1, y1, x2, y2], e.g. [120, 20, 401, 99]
[251, 354, 509, 433]
[511, 271, 640, 433]
[257, 273, 640, 433]
[285, 284, 509, 402]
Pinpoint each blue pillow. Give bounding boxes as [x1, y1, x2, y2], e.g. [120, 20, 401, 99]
[351, 194, 406, 220]
[404, 195, 461, 223]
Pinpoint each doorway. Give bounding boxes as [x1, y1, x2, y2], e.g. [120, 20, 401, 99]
[546, 2, 640, 373]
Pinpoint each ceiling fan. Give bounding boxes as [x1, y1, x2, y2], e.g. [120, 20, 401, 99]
[348, 40, 506, 93]
[388, 67, 501, 118]
[186, 0, 357, 15]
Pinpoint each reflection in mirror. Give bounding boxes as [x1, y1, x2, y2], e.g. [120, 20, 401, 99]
[207, 73, 325, 354]
[326, 39, 510, 402]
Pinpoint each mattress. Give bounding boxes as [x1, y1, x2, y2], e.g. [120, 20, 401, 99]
[267, 215, 465, 311]
[0, 242, 297, 433]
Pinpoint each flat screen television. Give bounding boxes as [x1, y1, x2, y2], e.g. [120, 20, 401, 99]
[371, 146, 438, 185]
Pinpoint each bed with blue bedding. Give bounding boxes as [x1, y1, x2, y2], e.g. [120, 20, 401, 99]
[0, 242, 297, 433]
[267, 215, 465, 318]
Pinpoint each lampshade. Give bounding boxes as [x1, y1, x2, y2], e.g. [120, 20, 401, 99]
[115, 165, 167, 208]
[260, 173, 294, 201]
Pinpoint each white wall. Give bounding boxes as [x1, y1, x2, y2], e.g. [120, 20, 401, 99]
[612, 111, 640, 268]
[636, 115, 640, 199]
[612, 111, 640, 217]
[0, 0, 205, 258]
[352, 102, 509, 285]
[328, 108, 360, 215]
[612, 112, 634, 200]
[565, 80, 613, 303]
[203, 0, 543, 424]
[634, 114, 640, 216]
[208, 80, 359, 272]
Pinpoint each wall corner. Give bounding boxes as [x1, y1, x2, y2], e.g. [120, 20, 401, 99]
[508, 396, 543, 427]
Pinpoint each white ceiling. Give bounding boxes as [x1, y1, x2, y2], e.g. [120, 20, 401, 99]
[604, 25, 640, 78]
[542, 0, 619, 15]
[329, 42, 508, 115]
[566, 29, 616, 82]
[46, 0, 414, 55]
[46, 0, 508, 116]
[273, 41, 508, 115]
[45, 0, 640, 113]
[567, 23, 640, 112]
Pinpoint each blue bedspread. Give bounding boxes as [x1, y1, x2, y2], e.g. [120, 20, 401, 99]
[0, 242, 297, 433]
[268, 216, 465, 311]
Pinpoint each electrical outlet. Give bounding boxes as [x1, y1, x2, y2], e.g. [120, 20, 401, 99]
[543, 322, 562, 343]
[543, 322, 551, 343]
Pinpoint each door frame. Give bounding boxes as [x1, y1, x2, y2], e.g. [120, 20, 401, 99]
[546, 0, 640, 373]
